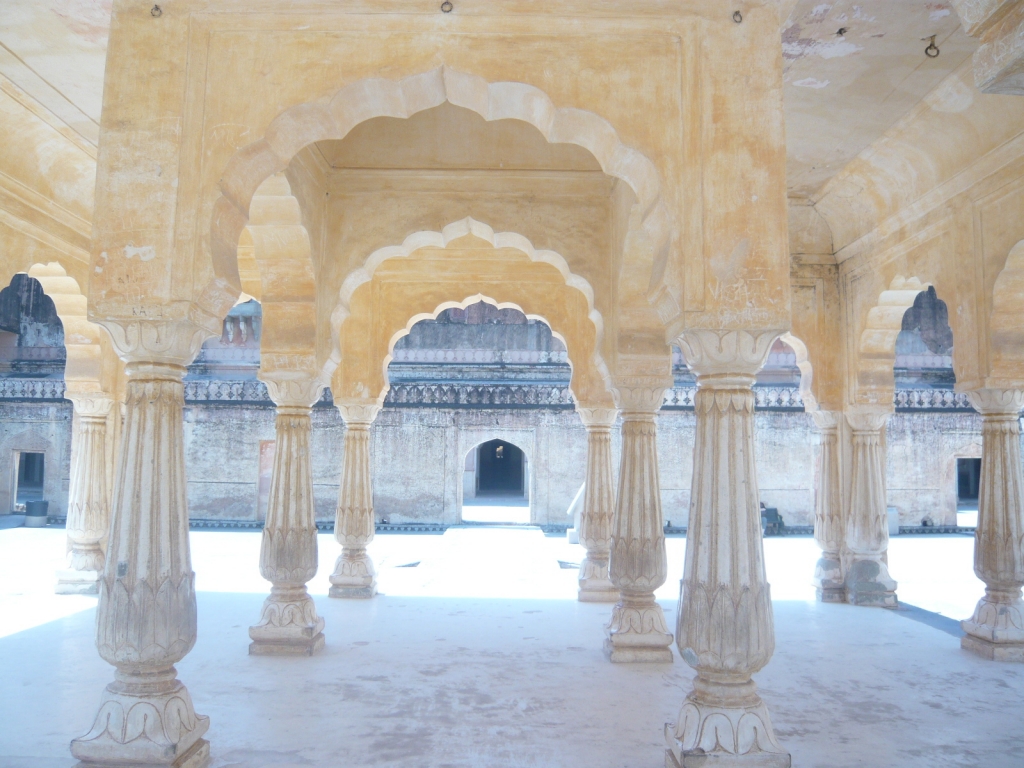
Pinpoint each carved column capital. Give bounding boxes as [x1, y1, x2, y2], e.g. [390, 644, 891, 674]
[261, 375, 327, 409]
[675, 329, 783, 381]
[968, 388, 1024, 416]
[810, 409, 840, 432]
[66, 392, 115, 419]
[845, 404, 891, 433]
[98, 317, 216, 368]
[611, 381, 672, 416]
[576, 406, 618, 429]
[336, 400, 382, 427]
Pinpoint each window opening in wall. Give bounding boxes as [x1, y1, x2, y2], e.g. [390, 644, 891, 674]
[15, 452, 44, 504]
[957, 458, 981, 504]
[956, 457, 981, 528]
[462, 439, 530, 524]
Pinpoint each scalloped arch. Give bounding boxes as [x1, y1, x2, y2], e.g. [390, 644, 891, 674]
[989, 239, 1024, 379]
[779, 332, 816, 412]
[386, 293, 573, 378]
[855, 275, 934, 404]
[330, 216, 610, 387]
[211, 66, 671, 304]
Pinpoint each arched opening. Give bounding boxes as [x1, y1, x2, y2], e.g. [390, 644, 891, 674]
[890, 285, 964, 528]
[381, 299, 572, 526]
[0, 274, 67, 519]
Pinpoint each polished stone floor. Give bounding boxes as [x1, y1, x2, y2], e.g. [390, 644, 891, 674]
[1, 526, 1022, 767]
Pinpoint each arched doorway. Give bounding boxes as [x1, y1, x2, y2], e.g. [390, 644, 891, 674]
[462, 438, 530, 524]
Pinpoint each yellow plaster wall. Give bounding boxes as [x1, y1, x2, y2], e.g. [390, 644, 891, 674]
[90, 0, 791, 349]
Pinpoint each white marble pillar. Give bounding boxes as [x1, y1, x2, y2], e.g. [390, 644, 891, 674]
[811, 410, 845, 603]
[72, 321, 211, 768]
[329, 402, 380, 599]
[962, 389, 1024, 662]
[606, 384, 673, 663]
[56, 393, 113, 595]
[844, 406, 897, 608]
[577, 406, 619, 603]
[249, 379, 326, 655]
[666, 329, 790, 768]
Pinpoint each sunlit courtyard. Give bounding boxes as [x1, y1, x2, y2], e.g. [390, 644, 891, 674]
[3, 526, 1022, 768]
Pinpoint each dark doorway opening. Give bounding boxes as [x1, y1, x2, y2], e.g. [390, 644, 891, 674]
[16, 452, 44, 504]
[957, 458, 981, 503]
[476, 439, 525, 497]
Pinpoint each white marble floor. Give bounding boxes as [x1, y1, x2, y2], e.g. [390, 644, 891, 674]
[1, 527, 1022, 767]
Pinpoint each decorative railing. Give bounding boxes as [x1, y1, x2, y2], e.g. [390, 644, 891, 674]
[390, 348, 568, 364]
[0, 378, 66, 400]
[0, 376, 985, 414]
[386, 383, 575, 408]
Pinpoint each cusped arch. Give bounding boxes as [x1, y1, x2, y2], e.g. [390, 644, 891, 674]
[855, 276, 935, 404]
[243, 174, 326, 382]
[210, 67, 670, 304]
[25, 263, 118, 397]
[778, 332, 816, 412]
[989, 238, 1024, 381]
[331, 217, 605, 365]
[335, 273, 612, 411]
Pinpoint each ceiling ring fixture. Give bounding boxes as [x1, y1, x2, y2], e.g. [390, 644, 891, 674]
[441, 1, 453, 12]
[733, 11, 743, 23]
[150, 4, 161, 17]
[923, 35, 940, 58]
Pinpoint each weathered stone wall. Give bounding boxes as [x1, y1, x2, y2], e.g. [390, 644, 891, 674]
[0, 396, 990, 529]
[887, 411, 984, 526]
[0, 400, 72, 515]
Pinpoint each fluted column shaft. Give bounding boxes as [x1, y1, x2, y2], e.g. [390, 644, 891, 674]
[962, 389, 1024, 662]
[605, 386, 672, 663]
[577, 407, 619, 603]
[844, 407, 897, 608]
[811, 410, 845, 603]
[666, 329, 789, 768]
[57, 394, 114, 595]
[330, 402, 380, 599]
[72, 360, 209, 767]
[249, 387, 325, 655]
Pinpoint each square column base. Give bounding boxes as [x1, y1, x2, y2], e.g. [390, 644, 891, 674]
[329, 584, 377, 599]
[56, 568, 100, 595]
[816, 587, 846, 603]
[578, 586, 620, 603]
[961, 634, 1024, 662]
[666, 748, 791, 767]
[249, 628, 325, 656]
[604, 635, 674, 663]
[75, 738, 209, 768]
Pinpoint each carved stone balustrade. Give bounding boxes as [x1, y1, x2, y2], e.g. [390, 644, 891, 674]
[606, 369, 674, 663]
[811, 410, 845, 603]
[330, 401, 382, 599]
[844, 405, 898, 608]
[962, 388, 1024, 662]
[72, 318, 215, 768]
[576, 406, 619, 603]
[56, 392, 114, 595]
[666, 329, 790, 768]
[248, 377, 327, 656]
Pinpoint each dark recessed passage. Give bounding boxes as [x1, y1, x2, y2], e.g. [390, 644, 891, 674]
[476, 439, 525, 497]
[957, 457, 981, 503]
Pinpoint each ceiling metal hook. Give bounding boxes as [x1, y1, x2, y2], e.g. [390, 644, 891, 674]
[441, 1, 453, 12]
[923, 35, 940, 58]
[733, 10, 743, 23]
[150, 4, 162, 17]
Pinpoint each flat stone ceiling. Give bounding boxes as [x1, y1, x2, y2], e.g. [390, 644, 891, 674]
[0, 0, 979, 201]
